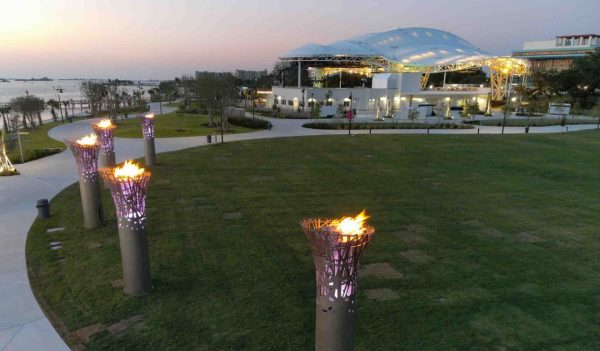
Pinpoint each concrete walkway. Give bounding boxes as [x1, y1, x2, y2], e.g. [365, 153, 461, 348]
[0, 104, 598, 350]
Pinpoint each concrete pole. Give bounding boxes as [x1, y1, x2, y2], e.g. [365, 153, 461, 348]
[144, 137, 156, 166]
[316, 295, 354, 351]
[66, 138, 104, 229]
[99, 151, 116, 168]
[118, 219, 152, 295]
[141, 114, 157, 166]
[100, 164, 152, 296]
[79, 176, 103, 229]
[301, 218, 375, 351]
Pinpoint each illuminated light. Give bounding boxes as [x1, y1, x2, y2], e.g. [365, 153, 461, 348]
[445, 97, 451, 101]
[400, 97, 407, 101]
[472, 97, 477, 101]
[114, 160, 145, 180]
[329, 210, 370, 240]
[76, 133, 98, 146]
[144, 113, 155, 119]
[480, 84, 484, 88]
[96, 119, 113, 129]
[511, 97, 517, 102]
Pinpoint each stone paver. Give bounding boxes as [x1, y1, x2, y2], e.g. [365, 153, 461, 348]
[0, 103, 597, 349]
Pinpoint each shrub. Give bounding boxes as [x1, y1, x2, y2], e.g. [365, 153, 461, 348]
[302, 122, 474, 130]
[228, 116, 272, 130]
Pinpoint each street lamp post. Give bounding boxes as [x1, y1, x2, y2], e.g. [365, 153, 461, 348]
[65, 134, 104, 229]
[141, 114, 157, 166]
[301, 210, 375, 351]
[501, 75, 513, 135]
[100, 161, 152, 296]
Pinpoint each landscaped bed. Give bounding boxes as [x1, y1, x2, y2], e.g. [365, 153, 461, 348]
[112, 112, 262, 138]
[27, 132, 600, 350]
[4, 116, 92, 164]
[303, 121, 474, 130]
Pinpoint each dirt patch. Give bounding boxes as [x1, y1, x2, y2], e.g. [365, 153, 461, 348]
[400, 250, 435, 264]
[365, 288, 400, 301]
[73, 323, 105, 343]
[360, 263, 404, 279]
[107, 315, 144, 335]
[480, 227, 504, 238]
[251, 176, 275, 182]
[463, 219, 484, 227]
[86, 241, 102, 250]
[516, 232, 545, 243]
[111, 279, 124, 289]
[223, 212, 242, 220]
[395, 224, 430, 244]
[463, 220, 503, 238]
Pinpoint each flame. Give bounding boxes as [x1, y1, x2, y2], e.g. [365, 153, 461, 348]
[331, 209, 369, 237]
[76, 133, 98, 146]
[96, 119, 113, 129]
[144, 113, 155, 119]
[114, 160, 145, 179]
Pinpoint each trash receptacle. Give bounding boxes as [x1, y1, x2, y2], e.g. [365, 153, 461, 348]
[36, 199, 50, 219]
[525, 126, 530, 134]
[207, 134, 212, 144]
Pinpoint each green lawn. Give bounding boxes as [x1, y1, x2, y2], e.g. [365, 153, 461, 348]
[112, 112, 257, 138]
[4, 118, 89, 164]
[27, 132, 600, 350]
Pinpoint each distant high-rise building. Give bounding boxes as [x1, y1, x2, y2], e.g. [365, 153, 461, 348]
[234, 69, 268, 81]
[194, 71, 230, 79]
[513, 34, 600, 72]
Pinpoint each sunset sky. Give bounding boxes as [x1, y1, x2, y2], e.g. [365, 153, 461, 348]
[1, 0, 598, 80]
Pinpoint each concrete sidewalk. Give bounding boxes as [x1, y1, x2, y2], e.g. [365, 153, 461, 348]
[0, 107, 597, 350]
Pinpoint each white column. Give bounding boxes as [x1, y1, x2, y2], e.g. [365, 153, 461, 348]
[298, 60, 301, 88]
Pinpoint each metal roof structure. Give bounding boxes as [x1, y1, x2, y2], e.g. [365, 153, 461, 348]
[279, 27, 528, 100]
[280, 27, 497, 73]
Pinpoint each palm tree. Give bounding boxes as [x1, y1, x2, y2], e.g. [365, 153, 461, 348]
[62, 100, 70, 121]
[47, 99, 59, 122]
[0, 105, 11, 132]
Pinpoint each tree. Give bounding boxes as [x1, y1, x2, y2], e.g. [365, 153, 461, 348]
[0, 105, 11, 132]
[548, 50, 600, 109]
[186, 73, 239, 127]
[10, 95, 45, 128]
[80, 81, 106, 116]
[47, 99, 59, 122]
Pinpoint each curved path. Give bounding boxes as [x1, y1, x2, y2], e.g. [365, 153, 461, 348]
[0, 105, 598, 350]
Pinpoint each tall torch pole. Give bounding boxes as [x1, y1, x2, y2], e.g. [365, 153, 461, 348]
[65, 134, 104, 229]
[93, 119, 117, 168]
[301, 210, 375, 351]
[100, 161, 152, 296]
[141, 114, 157, 166]
[348, 93, 353, 136]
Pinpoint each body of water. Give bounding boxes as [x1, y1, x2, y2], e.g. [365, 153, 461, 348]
[0, 79, 155, 120]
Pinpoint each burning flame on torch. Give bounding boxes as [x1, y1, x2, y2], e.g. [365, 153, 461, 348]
[144, 113, 155, 119]
[114, 160, 145, 179]
[331, 209, 369, 237]
[76, 133, 98, 146]
[96, 119, 113, 129]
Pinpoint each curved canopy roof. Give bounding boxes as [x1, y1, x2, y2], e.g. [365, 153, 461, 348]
[280, 27, 492, 70]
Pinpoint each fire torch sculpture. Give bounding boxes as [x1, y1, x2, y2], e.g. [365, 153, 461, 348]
[0, 129, 17, 176]
[92, 118, 117, 167]
[301, 210, 375, 351]
[100, 161, 152, 296]
[66, 133, 104, 229]
[141, 114, 156, 166]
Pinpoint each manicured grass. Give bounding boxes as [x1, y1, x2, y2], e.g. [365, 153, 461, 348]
[5, 118, 89, 164]
[112, 112, 257, 138]
[164, 102, 182, 108]
[27, 132, 600, 350]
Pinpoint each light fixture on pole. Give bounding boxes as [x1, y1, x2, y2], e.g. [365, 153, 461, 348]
[100, 161, 152, 296]
[65, 133, 104, 229]
[93, 119, 117, 168]
[301, 210, 375, 351]
[141, 114, 157, 165]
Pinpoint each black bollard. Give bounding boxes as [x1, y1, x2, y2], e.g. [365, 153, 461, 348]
[36, 199, 50, 219]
